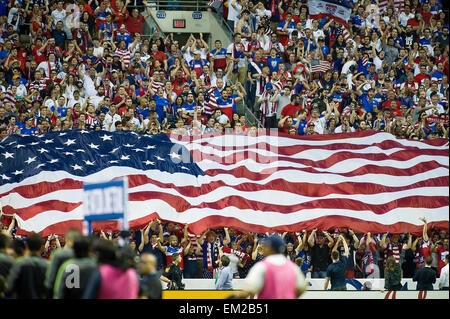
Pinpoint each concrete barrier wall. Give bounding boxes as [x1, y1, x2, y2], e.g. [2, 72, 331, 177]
[163, 278, 444, 291]
[162, 290, 449, 299]
[149, 9, 232, 47]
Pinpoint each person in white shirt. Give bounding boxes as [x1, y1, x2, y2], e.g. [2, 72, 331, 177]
[77, 64, 98, 97]
[425, 92, 445, 116]
[309, 107, 330, 134]
[67, 90, 86, 109]
[103, 105, 122, 132]
[227, 0, 242, 30]
[439, 254, 449, 290]
[93, 39, 104, 58]
[335, 116, 356, 133]
[398, 5, 415, 28]
[36, 53, 60, 78]
[51, 1, 66, 24]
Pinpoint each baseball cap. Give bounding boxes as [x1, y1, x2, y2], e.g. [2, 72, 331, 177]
[12, 75, 20, 80]
[265, 83, 273, 91]
[307, 122, 315, 127]
[261, 234, 286, 254]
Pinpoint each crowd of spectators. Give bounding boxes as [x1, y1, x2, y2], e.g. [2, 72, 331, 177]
[1, 208, 449, 298]
[0, 0, 449, 298]
[0, 0, 448, 140]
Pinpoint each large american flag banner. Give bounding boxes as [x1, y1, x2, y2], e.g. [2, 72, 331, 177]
[0, 130, 448, 236]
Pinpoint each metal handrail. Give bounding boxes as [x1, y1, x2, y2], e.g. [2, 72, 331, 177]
[151, 0, 212, 11]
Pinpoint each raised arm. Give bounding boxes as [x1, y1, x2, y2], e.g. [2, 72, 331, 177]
[181, 223, 189, 247]
[323, 231, 335, 248]
[308, 229, 316, 247]
[197, 229, 209, 247]
[348, 229, 359, 249]
[223, 227, 231, 246]
[340, 235, 349, 257]
[380, 233, 388, 250]
[420, 217, 429, 242]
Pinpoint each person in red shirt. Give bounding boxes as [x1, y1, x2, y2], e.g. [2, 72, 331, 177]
[150, 42, 166, 63]
[126, 1, 151, 35]
[382, 90, 401, 111]
[418, 2, 433, 25]
[432, 238, 449, 275]
[414, 64, 431, 85]
[407, 11, 422, 32]
[112, 0, 130, 28]
[113, 86, 129, 116]
[281, 94, 302, 118]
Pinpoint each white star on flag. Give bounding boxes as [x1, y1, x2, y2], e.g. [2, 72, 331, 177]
[71, 164, 83, 171]
[88, 143, 99, 150]
[100, 134, 113, 141]
[25, 156, 37, 164]
[37, 148, 49, 154]
[64, 139, 76, 146]
[143, 160, 155, 165]
[169, 152, 181, 160]
[12, 170, 24, 175]
[2, 151, 14, 159]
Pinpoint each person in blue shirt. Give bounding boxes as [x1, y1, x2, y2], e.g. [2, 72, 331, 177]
[215, 255, 233, 290]
[115, 25, 133, 48]
[20, 117, 38, 135]
[358, 86, 379, 113]
[98, 13, 117, 41]
[0, 0, 8, 16]
[293, 109, 308, 135]
[267, 48, 283, 73]
[181, 92, 197, 112]
[318, 37, 329, 56]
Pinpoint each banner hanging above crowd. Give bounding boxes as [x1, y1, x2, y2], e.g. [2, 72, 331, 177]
[0, 130, 448, 236]
[308, 0, 352, 26]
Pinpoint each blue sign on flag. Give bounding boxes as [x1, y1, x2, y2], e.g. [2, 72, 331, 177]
[83, 177, 129, 233]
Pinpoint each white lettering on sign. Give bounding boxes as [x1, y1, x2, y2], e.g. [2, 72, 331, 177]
[84, 186, 124, 215]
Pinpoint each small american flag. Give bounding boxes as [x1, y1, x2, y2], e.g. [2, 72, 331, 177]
[203, 87, 218, 116]
[0, 130, 448, 236]
[378, 0, 404, 13]
[311, 59, 332, 73]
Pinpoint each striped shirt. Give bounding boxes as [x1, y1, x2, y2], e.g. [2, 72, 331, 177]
[114, 48, 131, 68]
